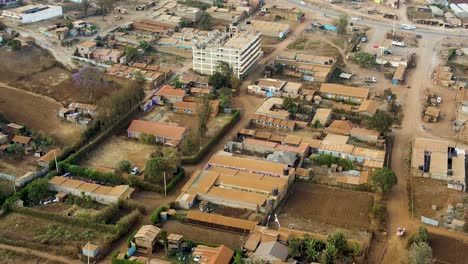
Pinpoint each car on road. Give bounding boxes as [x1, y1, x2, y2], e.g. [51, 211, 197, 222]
[384, 50, 392, 55]
[364, 77, 377, 83]
[416, 34, 422, 39]
[351, 17, 362, 21]
[361, 36, 368, 43]
[300, 1, 306, 5]
[400, 24, 416, 30]
[193, 256, 201, 263]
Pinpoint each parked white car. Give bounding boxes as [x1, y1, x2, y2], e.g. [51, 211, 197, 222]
[300, 1, 306, 5]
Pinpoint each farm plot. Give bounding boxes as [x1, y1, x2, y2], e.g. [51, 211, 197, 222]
[0, 213, 111, 258]
[277, 184, 373, 231]
[431, 233, 468, 264]
[163, 220, 244, 249]
[0, 155, 38, 177]
[0, 248, 49, 264]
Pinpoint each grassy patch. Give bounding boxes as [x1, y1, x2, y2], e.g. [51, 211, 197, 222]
[288, 37, 308, 50]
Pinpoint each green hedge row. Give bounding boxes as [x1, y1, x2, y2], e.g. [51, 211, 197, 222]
[60, 163, 127, 185]
[182, 110, 241, 164]
[150, 205, 168, 224]
[127, 175, 163, 193]
[166, 168, 185, 193]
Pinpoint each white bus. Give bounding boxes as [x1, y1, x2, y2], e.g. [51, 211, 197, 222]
[400, 24, 416, 30]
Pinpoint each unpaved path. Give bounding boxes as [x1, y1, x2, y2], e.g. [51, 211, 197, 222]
[0, 244, 81, 264]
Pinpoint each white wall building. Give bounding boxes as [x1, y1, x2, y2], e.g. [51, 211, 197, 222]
[2, 4, 63, 23]
[192, 30, 262, 79]
[450, 3, 468, 18]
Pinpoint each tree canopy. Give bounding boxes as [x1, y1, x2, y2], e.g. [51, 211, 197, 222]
[282, 97, 298, 116]
[118, 160, 131, 173]
[408, 242, 433, 264]
[327, 231, 348, 256]
[197, 96, 212, 138]
[371, 167, 398, 193]
[72, 66, 104, 100]
[370, 111, 393, 135]
[199, 12, 213, 30]
[27, 179, 49, 202]
[334, 14, 348, 35]
[352, 52, 376, 68]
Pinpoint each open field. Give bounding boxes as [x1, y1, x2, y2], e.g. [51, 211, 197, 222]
[0, 47, 57, 82]
[287, 31, 344, 57]
[0, 155, 38, 177]
[0, 84, 84, 146]
[163, 220, 245, 248]
[0, 213, 110, 258]
[431, 233, 468, 264]
[412, 178, 465, 219]
[80, 136, 159, 170]
[277, 184, 373, 231]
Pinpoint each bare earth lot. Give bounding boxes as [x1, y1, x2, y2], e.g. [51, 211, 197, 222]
[0, 84, 84, 146]
[0, 155, 38, 177]
[412, 178, 465, 219]
[81, 136, 159, 170]
[0, 48, 56, 82]
[0, 213, 110, 258]
[431, 233, 468, 264]
[277, 184, 373, 231]
[0, 248, 50, 264]
[163, 220, 244, 249]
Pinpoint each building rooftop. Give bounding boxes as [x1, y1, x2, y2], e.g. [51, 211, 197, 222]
[257, 79, 286, 89]
[223, 30, 260, 49]
[351, 146, 385, 160]
[320, 83, 369, 99]
[325, 120, 354, 135]
[255, 97, 290, 120]
[155, 84, 186, 97]
[192, 245, 234, 264]
[311, 108, 332, 125]
[425, 106, 440, 117]
[350, 127, 380, 137]
[321, 134, 349, 145]
[208, 154, 290, 177]
[357, 100, 379, 115]
[135, 225, 161, 241]
[79, 40, 97, 48]
[393, 64, 406, 80]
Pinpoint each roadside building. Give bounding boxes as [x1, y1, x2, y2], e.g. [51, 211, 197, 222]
[186, 211, 258, 233]
[127, 120, 186, 147]
[173, 100, 219, 117]
[68, 102, 98, 117]
[433, 65, 455, 87]
[248, 78, 286, 95]
[192, 30, 262, 79]
[336, 170, 370, 186]
[192, 245, 234, 264]
[92, 48, 123, 63]
[77, 40, 97, 58]
[311, 108, 332, 127]
[48, 176, 134, 204]
[134, 225, 161, 253]
[82, 242, 100, 258]
[37, 148, 61, 168]
[250, 114, 296, 131]
[392, 64, 406, 85]
[319, 84, 369, 103]
[255, 97, 290, 120]
[424, 106, 440, 123]
[12, 135, 31, 146]
[2, 4, 63, 23]
[275, 52, 336, 82]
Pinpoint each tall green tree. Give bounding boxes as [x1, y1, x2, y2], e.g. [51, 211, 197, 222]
[145, 157, 166, 182]
[139, 40, 152, 53]
[118, 160, 131, 173]
[370, 111, 393, 135]
[209, 72, 228, 89]
[282, 97, 298, 116]
[27, 179, 49, 202]
[411, 226, 430, 245]
[199, 12, 213, 30]
[124, 46, 139, 61]
[352, 52, 376, 68]
[219, 88, 232, 108]
[334, 14, 348, 35]
[371, 167, 398, 193]
[197, 96, 212, 138]
[408, 242, 433, 264]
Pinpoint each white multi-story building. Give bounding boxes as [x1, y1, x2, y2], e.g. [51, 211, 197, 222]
[1, 4, 63, 23]
[192, 30, 262, 79]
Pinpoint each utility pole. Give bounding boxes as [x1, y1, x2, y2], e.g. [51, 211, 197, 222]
[54, 150, 59, 173]
[164, 171, 167, 196]
[87, 242, 90, 264]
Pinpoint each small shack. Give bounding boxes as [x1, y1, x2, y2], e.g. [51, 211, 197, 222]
[167, 233, 184, 251]
[134, 225, 161, 253]
[424, 106, 440, 123]
[82, 242, 100, 258]
[0, 133, 8, 144]
[55, 192, 68, 203]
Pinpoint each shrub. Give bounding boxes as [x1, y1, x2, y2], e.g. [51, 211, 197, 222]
[372, 202, 386, 222]
[409, 226, 430, 246]
[118, 160, 132, 173]
[150, 205, 168, 224]
[166, 168, 185, 193]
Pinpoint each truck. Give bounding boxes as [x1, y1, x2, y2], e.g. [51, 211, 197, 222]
[392, 40, 406, 47]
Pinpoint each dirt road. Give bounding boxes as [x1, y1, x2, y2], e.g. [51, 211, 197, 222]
[0, 244, 81, 264]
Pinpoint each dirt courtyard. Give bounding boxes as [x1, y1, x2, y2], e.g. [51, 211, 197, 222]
[412, 178, 465, 219]
[277, 184, 373, 232]
[163, 221, 245, 249]
[81, 136, 159, 170]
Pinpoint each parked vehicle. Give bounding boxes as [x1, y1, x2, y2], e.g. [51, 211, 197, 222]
[416, 34, 422, 39]
[193, 256, 201, 263]
[396, 227, 406, 236]
[384, 50, 393, 55]
[392, 40, 406, 47]
[364, 77, 377, 83]
[131, 167, 140, 175]
[361, 36, 368, 43]
[351, 17, 362, 21]
[300, 1, 306, 5]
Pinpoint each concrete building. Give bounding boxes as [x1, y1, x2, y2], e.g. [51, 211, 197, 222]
[167, 234, 183, 251]
[255, 97, 290, 120]
[325, 120, 354, 135]
[319, 84, 369, 103]
[154, 84, 186, 104]
[411, 138, 466, 190]
[127, 120, 186, 147]
[48, 176, 134, 205]
[311, 108, 332, 127]
[357, 100, 379, 117]
[350, 127, 380, 143]
[392, 64, 406, 85]
[37, 148, 61, 168]
[275, 52, 336, 82]
[192, 30, 262, 79]
[82, 243, 100, 258]
[451, 3, 468, 18]
[2, 4, 62, 23]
